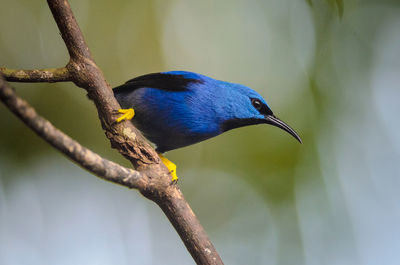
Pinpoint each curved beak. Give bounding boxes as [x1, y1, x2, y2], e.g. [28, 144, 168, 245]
[265, 115, 302, 143]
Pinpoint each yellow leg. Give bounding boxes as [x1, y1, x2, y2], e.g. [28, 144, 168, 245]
[115, 108, 135, 122]
[159, 153, 178, 182]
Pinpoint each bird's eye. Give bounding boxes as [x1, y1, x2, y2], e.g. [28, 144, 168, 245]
[251, 98, 263, 110]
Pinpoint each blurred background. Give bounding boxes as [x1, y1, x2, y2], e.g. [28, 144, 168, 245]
[1, 0, 400, 264]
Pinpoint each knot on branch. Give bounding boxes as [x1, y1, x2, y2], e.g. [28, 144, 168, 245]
[106, 129, 160, 167]
[66, 58, 101, 89]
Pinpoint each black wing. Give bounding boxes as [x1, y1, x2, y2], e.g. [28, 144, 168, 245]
[113, 72, 203, 94]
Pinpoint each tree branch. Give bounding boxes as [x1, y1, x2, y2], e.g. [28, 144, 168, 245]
[47, 0, 159, 169]
[0, 67, 70, 82]
[47, 0, 91, 61]
[0, 0, 224, 264]
[0, 76, 146, 190]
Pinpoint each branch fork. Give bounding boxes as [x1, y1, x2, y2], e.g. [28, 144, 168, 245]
[0, 0, 223, 264]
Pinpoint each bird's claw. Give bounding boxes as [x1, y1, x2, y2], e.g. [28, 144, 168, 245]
[113, 108, 135, 123]
[170, 169, 178, 183]
[159, 153, 178, 182]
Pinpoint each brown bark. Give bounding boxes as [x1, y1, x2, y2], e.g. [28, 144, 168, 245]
[0, 67, 70, 82]
[0, 0, 224, 264]
[0, 77, 146, 190]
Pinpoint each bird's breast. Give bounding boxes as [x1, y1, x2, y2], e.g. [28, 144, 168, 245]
[129, 88, 221, 151]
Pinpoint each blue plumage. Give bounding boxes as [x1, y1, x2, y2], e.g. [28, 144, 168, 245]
[114, 71, 301, 152]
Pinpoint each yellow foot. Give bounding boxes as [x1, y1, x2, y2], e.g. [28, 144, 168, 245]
[159, 153, 178, 182]
[114, 108, 135, 122]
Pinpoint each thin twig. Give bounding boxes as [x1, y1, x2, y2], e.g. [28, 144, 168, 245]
[0, 76, 146, 190]
[0, 67, 70, 82]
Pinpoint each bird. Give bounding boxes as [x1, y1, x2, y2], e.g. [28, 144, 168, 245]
[113, 71, 301, 181]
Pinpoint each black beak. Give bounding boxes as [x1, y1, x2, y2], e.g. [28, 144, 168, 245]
[265, 115, 302, 143]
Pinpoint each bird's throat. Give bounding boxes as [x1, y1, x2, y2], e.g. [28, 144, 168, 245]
[220, 118, 266, 132]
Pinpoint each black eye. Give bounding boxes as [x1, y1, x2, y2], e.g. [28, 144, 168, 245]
[251, 98, 263, 110]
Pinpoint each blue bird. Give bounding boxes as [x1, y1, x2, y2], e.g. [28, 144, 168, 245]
[113, 71, 301, 181]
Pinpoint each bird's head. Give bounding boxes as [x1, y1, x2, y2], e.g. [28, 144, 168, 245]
[216, 81, 302, 143]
